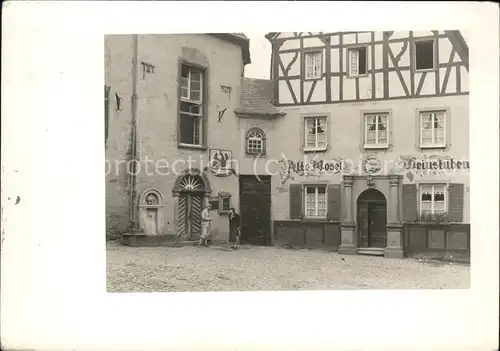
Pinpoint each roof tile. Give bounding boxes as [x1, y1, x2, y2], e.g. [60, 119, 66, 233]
[235, 78, 286, 117]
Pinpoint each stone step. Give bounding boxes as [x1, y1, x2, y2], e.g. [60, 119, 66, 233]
[357, 247, 385, 256]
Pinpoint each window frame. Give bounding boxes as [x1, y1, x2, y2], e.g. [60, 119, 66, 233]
[218, 192, 232, 215]
[418, 109, 447, 149]
[303, 115, 328, 152]
[245, 127, 267, 156]
[303, 184, 328, 219]
[346, 45, 369, 78]
[178, 61, 208, 150]
[413, 38, 437, 72]
[303, 50, 323, 81]
[363, 112, 390, 149]
[418, 183, 447, 215]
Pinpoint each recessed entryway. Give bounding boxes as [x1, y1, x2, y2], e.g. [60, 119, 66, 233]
[357, 188, 387, 255]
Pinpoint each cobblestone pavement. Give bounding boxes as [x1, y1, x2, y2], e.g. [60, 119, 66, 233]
[106, 242, 470, 292]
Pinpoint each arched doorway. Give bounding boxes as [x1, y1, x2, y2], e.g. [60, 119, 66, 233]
[357, 188, 387, 248]
[173, 171, 210, 241]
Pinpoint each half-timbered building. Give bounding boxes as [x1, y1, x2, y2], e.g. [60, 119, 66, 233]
[266, 31, 470, 260]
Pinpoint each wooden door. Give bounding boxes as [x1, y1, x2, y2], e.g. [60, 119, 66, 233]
[368, 203, 387, 248]
[239, 175, 271, 245]
[145, 208, 158, 235]
[358, 203, 369, 248]
[177, 193, 203, 240]
[187, 194, 203, 240]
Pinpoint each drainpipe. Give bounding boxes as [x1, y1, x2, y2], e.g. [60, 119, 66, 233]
[128, 34, 139, 230]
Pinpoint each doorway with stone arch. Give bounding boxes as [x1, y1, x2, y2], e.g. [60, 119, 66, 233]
[173, 169, 211, 241]
[357, 188, 387, 249]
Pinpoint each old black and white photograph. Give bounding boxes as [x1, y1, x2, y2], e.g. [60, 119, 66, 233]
[105, 31, 471, 292]
[3, 2, 498, 350]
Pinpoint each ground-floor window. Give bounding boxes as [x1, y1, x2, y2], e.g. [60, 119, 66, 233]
[420, 184, 446, 214]
[305, 185, 327, 218]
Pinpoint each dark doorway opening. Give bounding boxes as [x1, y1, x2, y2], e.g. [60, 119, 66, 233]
[239, 175, 272, 245]
[357, 188, 387, 248]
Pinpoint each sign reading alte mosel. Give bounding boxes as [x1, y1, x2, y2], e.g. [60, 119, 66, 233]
[279, 157, 352, 176]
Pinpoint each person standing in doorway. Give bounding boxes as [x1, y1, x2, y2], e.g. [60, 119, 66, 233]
[229, 207, 241, 248]
[199, 203, 212, 247]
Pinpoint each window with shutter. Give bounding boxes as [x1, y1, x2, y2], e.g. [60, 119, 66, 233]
[419, 184, 446, 215]
[304, 185, 327, 218]
[289, 184, 303, 219]
[447, 183, 464, 222]
[402, 184, 418, 222]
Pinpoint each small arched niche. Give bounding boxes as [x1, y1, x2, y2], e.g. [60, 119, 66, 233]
[138, 188, 164, 235]
[139, 188, 164, 207]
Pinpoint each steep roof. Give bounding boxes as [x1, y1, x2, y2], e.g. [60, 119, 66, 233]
[265, 31, 469, 71]
[235, 78, 286, 117]
[209, 33, 251, 65]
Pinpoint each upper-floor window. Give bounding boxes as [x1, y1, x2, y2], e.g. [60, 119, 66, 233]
[245, 128, 266, 156]
[304, 51, 322, 80]
[305, 185, 327, 218]
[420, 110, 446, 148]
[364, 113, 389, 149]
[415, 40, 435, 71]
[420, 184, 446, 215]
[348, 47, 367, 77]
[304, 116, 327, 151]
[181, 65, 202, 102]
[179, 65, 204, 147]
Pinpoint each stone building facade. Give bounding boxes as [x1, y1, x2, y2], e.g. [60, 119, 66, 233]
[105, 33, 251, 244]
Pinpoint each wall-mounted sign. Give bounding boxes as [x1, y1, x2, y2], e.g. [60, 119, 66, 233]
[277, 158, 352, 187]
[395, 155, 470, 182]
[208, 149, 233, 176]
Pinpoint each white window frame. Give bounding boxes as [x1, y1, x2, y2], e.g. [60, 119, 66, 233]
[414, 39, 436, 72]
[304, 116, 328, 152]
[246, 129, 265, 155]
[304, 185, 328, 218]
[419, 183, 447, 215]
[179, 65, 204, 147]
[304, 51, 322, 80]
[347, 46, 368, 77]
[180, 66, 203, 103]
[364, 113, 389, 149]
[419, 110, 446, 149]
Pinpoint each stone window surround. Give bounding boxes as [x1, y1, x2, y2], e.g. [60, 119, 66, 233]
[177, 59, 209, 151]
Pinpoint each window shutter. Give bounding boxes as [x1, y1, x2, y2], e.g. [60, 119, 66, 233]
[327, 184, 341, 221]
[299, 117, 305, 153]
[402, 184, 418, 222]
[447, 183, 464, 222]
[289, 184, 303, 219]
